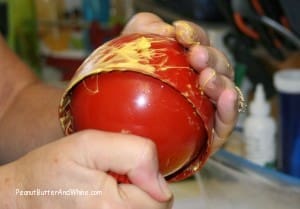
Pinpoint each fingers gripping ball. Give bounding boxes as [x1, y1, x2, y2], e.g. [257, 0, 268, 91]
[59, 34, 215, 182]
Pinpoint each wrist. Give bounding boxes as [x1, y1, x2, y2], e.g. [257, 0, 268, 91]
[0, 163, 17, 209]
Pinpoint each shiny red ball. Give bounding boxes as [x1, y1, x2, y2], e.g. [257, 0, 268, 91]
[70, 71, 207, 177]
[60, 33, 215, 182]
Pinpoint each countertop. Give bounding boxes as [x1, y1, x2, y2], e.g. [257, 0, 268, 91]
[169, 150, 300, 209]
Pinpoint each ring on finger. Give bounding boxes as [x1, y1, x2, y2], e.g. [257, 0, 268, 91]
[227, 62, 231, 71]
[235, 86, 247, 113]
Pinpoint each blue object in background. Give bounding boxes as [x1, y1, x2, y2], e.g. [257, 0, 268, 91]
[156, 0, 223, 21]
[82, 0, 110, 25]
[192, 0, 223, 21]
[278, 93, 300, 177]
[82, 0, 110, 52]
[274, 70, 300, 179]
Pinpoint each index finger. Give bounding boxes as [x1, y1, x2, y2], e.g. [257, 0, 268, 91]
[67, 130, 172, 202]
[173, 21, 210, 47]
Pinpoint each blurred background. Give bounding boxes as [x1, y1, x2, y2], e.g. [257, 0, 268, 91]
[1, 0, 299, 87]
[1, 0, 300, 208]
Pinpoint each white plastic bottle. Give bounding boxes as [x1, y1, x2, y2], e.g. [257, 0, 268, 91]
[243, 83, 276, 167]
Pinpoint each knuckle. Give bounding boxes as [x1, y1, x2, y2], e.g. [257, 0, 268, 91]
[138, 138, 158, 164]
[72, 129, 98, 145]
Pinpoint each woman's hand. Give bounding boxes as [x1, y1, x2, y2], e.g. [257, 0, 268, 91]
[0, 12, 240, 209]
[7, 130, 172, 209]
[122, 12, 240, 154]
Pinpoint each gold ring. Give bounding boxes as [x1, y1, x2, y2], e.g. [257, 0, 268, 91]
[227, 63, 231, 71]
[235, 86, 247, 113]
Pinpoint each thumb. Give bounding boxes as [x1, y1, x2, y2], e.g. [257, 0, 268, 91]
[68, 130, 172, 202]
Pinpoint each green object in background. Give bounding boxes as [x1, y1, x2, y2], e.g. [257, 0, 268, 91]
[234, 63, 247, 87]
[7, 0, 41, 75]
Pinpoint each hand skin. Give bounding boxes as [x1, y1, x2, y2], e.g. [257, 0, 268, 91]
[122, 12, 239, 154]
[0, 12, 238, 163]
[0, 12, 238, 209]
[0, 130, 173, 209]
[0, 35, 64, 164]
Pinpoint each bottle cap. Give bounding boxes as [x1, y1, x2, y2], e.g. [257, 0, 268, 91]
[274, 69, 300, 94]
[250, 84, 270, 116]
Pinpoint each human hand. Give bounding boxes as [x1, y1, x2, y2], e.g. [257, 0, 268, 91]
[10, 130, 172, 209]
[122, 12, 242, 154]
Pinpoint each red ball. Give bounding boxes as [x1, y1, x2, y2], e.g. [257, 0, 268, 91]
[70, 71, 206, 176]
[59, 33, 215, 182]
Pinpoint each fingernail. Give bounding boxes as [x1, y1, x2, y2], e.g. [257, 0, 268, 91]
[200, 68, 217, 92]
[158, 174, 172, 199]
[191, 45, 210, 69]
[173, 21, 198, 45]
[162, 24, 175, 36]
